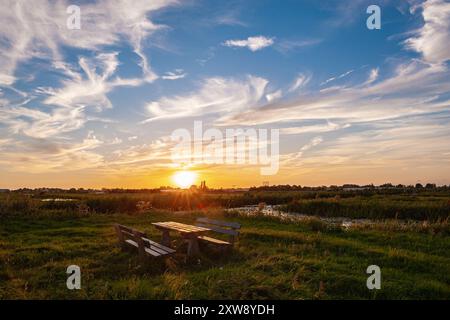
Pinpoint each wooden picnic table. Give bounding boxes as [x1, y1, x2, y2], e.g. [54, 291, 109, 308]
[151, 221, 210, 256]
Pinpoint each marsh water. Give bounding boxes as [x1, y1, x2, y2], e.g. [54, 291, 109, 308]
[226, 205, 414, 229]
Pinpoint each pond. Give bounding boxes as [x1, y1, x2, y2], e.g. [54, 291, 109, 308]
[226, 205, 404, 229]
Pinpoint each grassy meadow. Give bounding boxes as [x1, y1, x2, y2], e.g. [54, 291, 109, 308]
[0, 190, 449, 299]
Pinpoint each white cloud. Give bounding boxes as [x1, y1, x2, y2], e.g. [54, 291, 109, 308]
[301, 136, 323, 151]
[281, 122, 350, 135]
[44, 53, 120, 110]
[211, 10, 247, 27]
[0, 74, 16, 86]
[283, 136, 323, 163]
[110, 137, 123, 145]
[364, 68, 379, 85]
[21, 106, 88, 139]
[223, 36, 274, 51]
[265, 90, 283, 102]
[289, 74, 311, 92]
[404, 0, 450, 64]
[143, 75, 269, 122]
[321, 70, 354, 86]
[162, 69, 187, 80]
[110, 137, 175, 168]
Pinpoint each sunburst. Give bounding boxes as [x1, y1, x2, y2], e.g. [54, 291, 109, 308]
[172, 171, 197, 189]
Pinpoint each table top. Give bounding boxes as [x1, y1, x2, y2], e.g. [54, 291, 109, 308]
[152, 221, 210, 234]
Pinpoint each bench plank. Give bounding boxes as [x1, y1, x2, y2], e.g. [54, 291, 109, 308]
[197, 235, 231, 246]
[125, 239, 138, 247]
[143, 238, 176, 254]
[147, 245, 169, 256]
[197, 217, 241, 229]
[155, 221, 209, 233]
[125, 238, 164, 257]
[145, 247, 163, 257]
[196, 223, 239, 237]
[195, 218, 241, 249]
[115, 224, 175, 259]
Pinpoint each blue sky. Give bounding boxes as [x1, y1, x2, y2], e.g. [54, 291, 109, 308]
[0, 0, 449, 188]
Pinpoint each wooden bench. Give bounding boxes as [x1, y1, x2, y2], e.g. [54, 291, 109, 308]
[195, 218, 241, 248]
[114, 224, 175, 260]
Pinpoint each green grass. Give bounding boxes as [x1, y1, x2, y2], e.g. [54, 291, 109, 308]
[1, 210, 449, 299]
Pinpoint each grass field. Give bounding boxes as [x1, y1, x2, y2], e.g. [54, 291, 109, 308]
[1, 208, 449, 299]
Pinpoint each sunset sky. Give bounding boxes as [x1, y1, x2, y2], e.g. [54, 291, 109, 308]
[0, 0, 449, 189]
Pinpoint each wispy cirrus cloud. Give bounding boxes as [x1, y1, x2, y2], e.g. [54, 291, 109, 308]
[1, 52, 144, 139]
[110, 137, 175, 167]
[363, 68, 379, 85]
[305, 119, 450, 170]
[219, 60, 450, 127]
[274, 39, 322, 54]
[281, 122, 351, 135]
[0, 131, 104, 173]
[0, 0, 177, 85]
[143, 75, 269, 123]
[321, 69, 354, 86]
[210, 9, 247, 27]
[44, 53, 120, 110]
[289, 74, 311, 92]
[223, 35, 274, 51]
[265, 90, 283, 102]
[162, 69, 187, 80]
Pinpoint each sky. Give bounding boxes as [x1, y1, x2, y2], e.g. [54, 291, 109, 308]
[0, 0, 449, 189]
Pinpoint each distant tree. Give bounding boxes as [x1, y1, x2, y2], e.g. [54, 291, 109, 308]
[415, 183, 423, 189]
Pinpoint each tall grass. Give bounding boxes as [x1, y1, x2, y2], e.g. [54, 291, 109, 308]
[281, 197, 450, 221]
[1, 191, 450, 221]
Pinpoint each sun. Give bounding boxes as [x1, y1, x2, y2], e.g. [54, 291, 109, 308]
[172, 171, 198, 189]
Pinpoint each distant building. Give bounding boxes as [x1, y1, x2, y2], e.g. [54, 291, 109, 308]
[200, 181, 207, 191]
[0, 189, 9, 193]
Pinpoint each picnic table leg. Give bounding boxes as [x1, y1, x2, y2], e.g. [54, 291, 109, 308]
[186, 235, 200, 256]
[161, 230, 171, 247]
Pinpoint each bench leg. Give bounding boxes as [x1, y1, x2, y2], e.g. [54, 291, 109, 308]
[186, 237, 200, 257]
[161, 230, 171, 247]
[114, 225, 126, 249]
